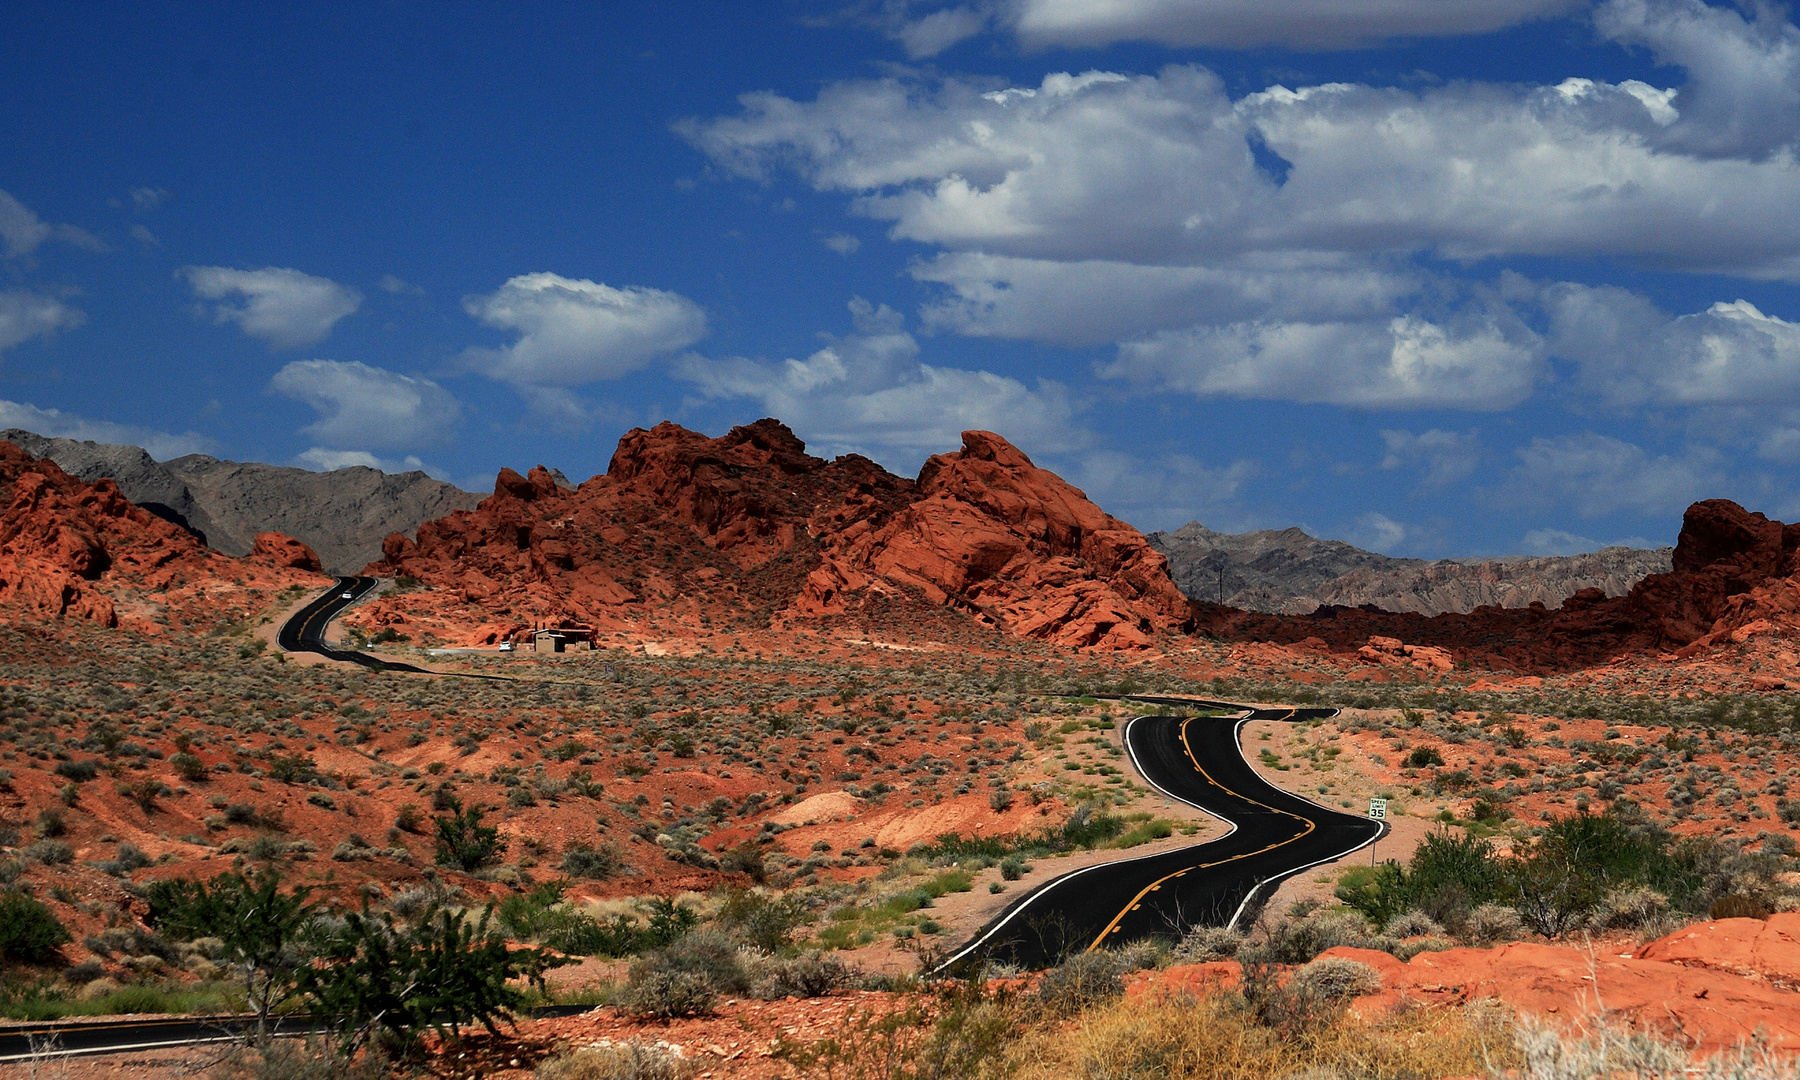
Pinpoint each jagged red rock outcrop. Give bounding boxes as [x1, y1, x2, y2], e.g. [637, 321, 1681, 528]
[366, 420, 1186, 649]
[0, 441, 218, 625]
[797, 431, 1191, 648]
[1193, 499, 1800, 672]
[249, 531, 322, 572]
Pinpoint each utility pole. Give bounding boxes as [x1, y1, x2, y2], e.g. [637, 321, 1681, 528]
[1216, 565, 1223, 605]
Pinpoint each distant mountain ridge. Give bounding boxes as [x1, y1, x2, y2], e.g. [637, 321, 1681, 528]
[1147, 521, 1672, 616]
[0, 430, 481, 576]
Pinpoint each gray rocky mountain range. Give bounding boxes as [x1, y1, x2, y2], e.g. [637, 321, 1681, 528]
[1147, 522, 1672, 616]
[1, 430, 481, 576]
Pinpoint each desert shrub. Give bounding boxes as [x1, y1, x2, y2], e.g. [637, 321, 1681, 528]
[622, 969, 717, 1019]
[559, 842, 623, 881]
[210, 1038, 387, 1080]
[393, 804, 423, 834]
[751, 951, 855, 1000]
[1243, 908, 1383, 965]
[1060, 805, 1125, 849]
[1710, 893, 1774, 920]
[1407, 746, 1445, 767]
[0, 892, 69, 962]
[1172, 925, 1243, 962]
[1015, 982, 1514, 1080]
[65, 957, 104, 984]
[433, 797, 506, 872]
[1288, 956, 1381, 1001]
[95, 841, 152, 876]
[1385, 909, 1446, 938]
[170, 752, 209, 783]
[630, 931, 750, 997]
[1462, 903, 1526, 945]
[54, 759, 98, 782]
[1588, 887, 1670, 931]
[23, 840, 72, 865]
[536, 1042, 690, 1080]
[146, 871, 318, 1034]
[718, 840, 767, 882]
[1035, 952, 1126, 1016]
[1000, 855, 1027, 881]
[716, 888, 810, 952]
[1340, 812, 1724, 939]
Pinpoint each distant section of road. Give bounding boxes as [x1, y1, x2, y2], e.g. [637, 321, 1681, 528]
[940, 699, 1380, 971]
[275, 576, 436, 673]
[0, 1006, 596, 1062]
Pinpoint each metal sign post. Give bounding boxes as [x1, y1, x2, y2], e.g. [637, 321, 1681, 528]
[1367, 798, 1387, 865]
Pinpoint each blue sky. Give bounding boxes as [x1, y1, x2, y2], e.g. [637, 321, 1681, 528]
[5, 0, 1800, 558]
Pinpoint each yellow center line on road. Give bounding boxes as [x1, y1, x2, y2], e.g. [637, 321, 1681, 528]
[1084, 714, 1314, 951]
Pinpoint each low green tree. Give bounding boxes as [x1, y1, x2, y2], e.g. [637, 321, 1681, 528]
[146, 871, 318, 1036]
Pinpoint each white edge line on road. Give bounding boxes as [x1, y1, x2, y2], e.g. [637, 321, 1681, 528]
[0, 1034, 258, 1061]
[937, 711, 1250, 971]
[1220, 709, 1385, 930]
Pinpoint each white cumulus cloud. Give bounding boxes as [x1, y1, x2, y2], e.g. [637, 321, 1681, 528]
[181, 266, 362, 349]
[0, 399, 215, 460]
[679, 298, 1078, 468]
[294, 447, 441, 476]
[0, 292, 85, 355]
[1547, 285, 1800, 408]
[1380, 428, 1482, 488]
[462, 272, 707, 387]
[270, 360, 461, 451]
[1104, 310, 1542, 410]
[1009, 0, 1581, 51]
[1504, 433, 1726, 518]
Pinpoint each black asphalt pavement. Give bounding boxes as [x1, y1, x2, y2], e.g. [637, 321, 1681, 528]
[0, 1006, 596, 1062]
[940, 704, 1379, 970]
[275, 575, 439, 673]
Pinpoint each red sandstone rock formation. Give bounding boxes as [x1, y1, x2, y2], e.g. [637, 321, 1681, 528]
[249, 531, 322, 572]
[0, 441, 214, 625]
[367, 420, 1185, 649]
[1138, 914, 1800, 1054]
[797, 431, 1191, 648]
[1191, 499, 1800, 672]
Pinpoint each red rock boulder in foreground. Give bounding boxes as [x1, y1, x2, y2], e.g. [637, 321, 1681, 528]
[369, 420, 1187, 649]
[0, 440, 217, 626]
[1141, 914, 1800, 1055]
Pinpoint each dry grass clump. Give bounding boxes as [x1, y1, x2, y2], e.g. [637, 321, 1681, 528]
[1012, 990, 1516, 1080]
[536, 1040, 691, 1080]
[1512, 1015, 1800, 1080]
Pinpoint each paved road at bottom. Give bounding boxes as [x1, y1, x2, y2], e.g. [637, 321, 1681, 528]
[940, 702, 1380, 970]
[0, 1006, 598, 1062]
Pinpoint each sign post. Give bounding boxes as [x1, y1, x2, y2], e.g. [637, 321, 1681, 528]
[1367, 798, 1388, 865]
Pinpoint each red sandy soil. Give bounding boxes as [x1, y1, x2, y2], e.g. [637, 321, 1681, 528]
[18, 430, 1800, 1078]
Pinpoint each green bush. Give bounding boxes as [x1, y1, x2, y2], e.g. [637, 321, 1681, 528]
[0, 892, 69, 962]
[433, 798, 507, 872]
[716, 888, 810, 952]
[54, 760, 98, 783]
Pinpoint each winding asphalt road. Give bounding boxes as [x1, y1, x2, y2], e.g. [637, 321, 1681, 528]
[940, 699, 1382, 970]
[275, 575, 439, 673]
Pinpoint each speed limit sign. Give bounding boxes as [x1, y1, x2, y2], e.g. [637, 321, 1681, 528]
[1368, 798, 1388, 820]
